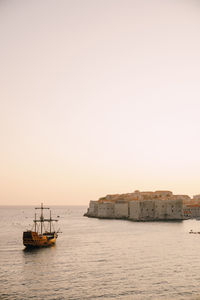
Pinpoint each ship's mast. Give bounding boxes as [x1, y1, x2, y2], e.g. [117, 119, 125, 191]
[35, 203, 49, 234]
[34, 203, 58, 234]
[35, 213, 36, 232]
[41, 203, 43, 234]
[49, 210, 51, 232]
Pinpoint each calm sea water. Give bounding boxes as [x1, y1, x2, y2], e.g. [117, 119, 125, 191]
[1, 206, 200, 300]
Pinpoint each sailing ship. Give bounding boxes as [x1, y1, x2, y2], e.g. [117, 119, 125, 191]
[23, 203, 59, 248]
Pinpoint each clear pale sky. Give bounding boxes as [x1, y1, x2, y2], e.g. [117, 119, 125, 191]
[1, 0, 200, 205]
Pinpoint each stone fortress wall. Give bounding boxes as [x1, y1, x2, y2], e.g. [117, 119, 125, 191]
[85, 190, 200, 221]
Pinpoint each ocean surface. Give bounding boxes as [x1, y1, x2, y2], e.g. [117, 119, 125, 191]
[1, 206, 200, 300]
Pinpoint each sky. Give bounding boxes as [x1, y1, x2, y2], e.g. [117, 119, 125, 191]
[1, 0, 200, 205]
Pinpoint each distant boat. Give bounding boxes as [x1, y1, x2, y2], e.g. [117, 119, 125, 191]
[23, 203, 59, 248]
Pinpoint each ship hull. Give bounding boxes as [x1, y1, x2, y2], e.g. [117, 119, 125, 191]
[23, 231, 57, 248]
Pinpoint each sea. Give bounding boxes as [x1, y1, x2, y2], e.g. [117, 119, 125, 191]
[1, 206, 200, 300]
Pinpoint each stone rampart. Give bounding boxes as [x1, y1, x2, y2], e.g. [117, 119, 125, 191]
[85, 190, 190, 221]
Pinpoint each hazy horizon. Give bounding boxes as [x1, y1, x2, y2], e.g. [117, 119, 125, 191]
[1, 0, 200, 205]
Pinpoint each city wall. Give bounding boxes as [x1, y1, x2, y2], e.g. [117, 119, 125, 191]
[85, 190, 200, 221]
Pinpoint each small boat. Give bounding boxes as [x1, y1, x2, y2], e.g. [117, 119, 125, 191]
[23, 203, 59, 248]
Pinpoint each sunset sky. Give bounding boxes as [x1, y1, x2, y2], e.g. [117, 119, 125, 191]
[1, 0, 200, 205]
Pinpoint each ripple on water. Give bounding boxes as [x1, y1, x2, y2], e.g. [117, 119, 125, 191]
[1, 207, 200, 299]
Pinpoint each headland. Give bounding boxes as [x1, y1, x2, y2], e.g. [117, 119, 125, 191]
[85, 190, 200, 221]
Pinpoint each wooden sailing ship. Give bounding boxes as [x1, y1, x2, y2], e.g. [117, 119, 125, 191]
[23, 203, 59, 248]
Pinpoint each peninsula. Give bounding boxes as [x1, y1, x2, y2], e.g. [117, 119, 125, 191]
[85, 190, 200, 221]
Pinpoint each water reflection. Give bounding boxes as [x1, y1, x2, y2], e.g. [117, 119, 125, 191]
[2, 206, 200, 299]
[23, 244, 56, 254]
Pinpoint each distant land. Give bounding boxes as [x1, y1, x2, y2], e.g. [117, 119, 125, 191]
[85, 190, 200, 221]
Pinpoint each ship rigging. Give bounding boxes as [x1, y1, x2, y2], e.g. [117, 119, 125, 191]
[23, 203, 60, 248]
